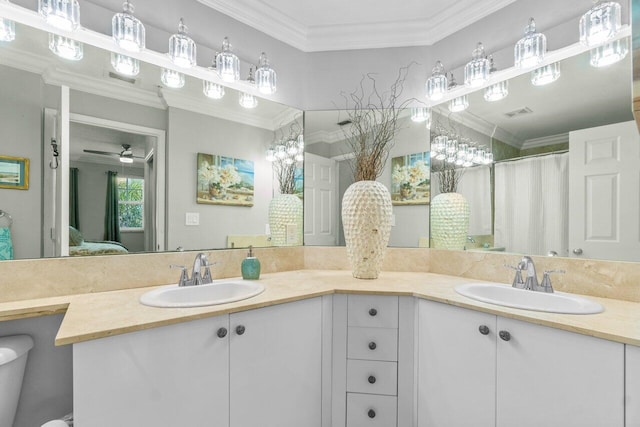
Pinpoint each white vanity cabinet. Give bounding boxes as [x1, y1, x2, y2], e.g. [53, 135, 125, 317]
[418, 299, 624, 427]
[627, 344, 640, 426]
[73, 297, 323, 427]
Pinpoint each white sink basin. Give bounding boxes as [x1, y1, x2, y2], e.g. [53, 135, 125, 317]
[455, 283, 604, 314]
[140, 280, 265, 308]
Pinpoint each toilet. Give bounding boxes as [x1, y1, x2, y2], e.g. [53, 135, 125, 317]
[0, 334, 34, 427]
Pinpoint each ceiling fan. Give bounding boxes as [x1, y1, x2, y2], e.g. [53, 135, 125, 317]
[83, 144, 144, 164]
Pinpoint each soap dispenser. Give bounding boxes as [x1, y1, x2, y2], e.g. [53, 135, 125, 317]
[241, 245, 261, 280]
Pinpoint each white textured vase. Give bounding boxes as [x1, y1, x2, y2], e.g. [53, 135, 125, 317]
[430, 192, 470, 250]
[341, 181, 393, 279]
[269, 194, 303, 246]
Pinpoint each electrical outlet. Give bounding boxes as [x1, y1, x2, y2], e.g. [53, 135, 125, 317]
[185, 212, 199, 226]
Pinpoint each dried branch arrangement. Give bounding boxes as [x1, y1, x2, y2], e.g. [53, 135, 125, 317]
[340, 64, 415, 182]
[271, 120, 303, 195]
[432, 160, 465, 193]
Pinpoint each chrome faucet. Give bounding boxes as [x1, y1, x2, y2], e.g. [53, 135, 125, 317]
[517, 256, 541, 291]
[171, 252, 213, 287]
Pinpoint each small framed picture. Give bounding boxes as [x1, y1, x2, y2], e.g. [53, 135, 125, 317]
[0, 155, 29, 190]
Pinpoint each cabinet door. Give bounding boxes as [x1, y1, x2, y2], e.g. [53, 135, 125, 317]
[417, 300, 496, 427]
[497, 317, 624, 427]
[626, 345, 640, 426]
[74, 315, 230, 427]
[229, 297, 322, 427]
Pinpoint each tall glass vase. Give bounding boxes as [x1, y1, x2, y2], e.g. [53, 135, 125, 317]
[430, 192, 470, 250]
[341, 181, 393, 279]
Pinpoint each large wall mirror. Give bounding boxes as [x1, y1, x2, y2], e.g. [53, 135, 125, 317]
[0, 21, 302, 261]
[304, 37, 639, 263]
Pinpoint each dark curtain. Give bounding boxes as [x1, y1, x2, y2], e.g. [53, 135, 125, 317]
[104, 171, 121, 242]
[69, 167, 79, 229]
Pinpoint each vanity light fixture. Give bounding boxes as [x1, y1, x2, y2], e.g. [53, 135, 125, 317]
[239, 92, 258, 109]
[203, 80, 225, 99]
[426, 60, 448, 101]
[39, 0, 80, 32]
[580, 1, 621, 47]
[0, 18, 15, 42]
[216, 37, 240, 82]
[449, 95, 469, 113]
[411, 107, 430, 123]
[531, 62, 561, 86]
[48, 33, 83, 60]
[111, 53, 139, 76]
[168, 18, 196, 68]
[112, 0, 145, 52]
[160, 68, 185, 88]
[255, 52, 277, 95]
[590, 38, 628, 67]
[514, 18, 547, 68]
[484, 80, 509, 102]
[464, 42, 490, 88]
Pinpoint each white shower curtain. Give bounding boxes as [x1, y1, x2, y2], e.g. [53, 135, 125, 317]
[494, 153, 569, 256]
[432, 165, 492, 236]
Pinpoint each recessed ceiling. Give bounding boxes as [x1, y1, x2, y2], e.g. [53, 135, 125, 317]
[197, 0, 518, 52]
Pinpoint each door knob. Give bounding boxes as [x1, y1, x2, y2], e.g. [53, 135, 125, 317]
[236, 325, 245, 335]
[369, 308, 377, 316]
[573, 248, 583, 255]
[217, 327, 228, 338]
[368, 375, 376, 384]
[368, 341, 377, 350]
[499, 330, 511, 341]
[478, 325, 490, 335]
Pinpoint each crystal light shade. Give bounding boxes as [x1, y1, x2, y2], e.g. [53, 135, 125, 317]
[484, 81, 509, 102]
[590, 38, 628, 67]
[255, 52, 277, 94]
[168, 18, 196, 68]
[265, 148, 276, 162]
[203, 81, 225, 99]
[514, 18, 547, 68]
[426, 60, 448, 101]
[449, 95, 469, 113]
[161, 68, 184, 88]
[111, 53, 139, 76]
[216, 37, 240, 82]
[48, 33, 83, 60]
[411, 107, 430, 123]
[239, 92, 258, 109]
[39, 0, 80, 31]
[0, 18, 15, 42]
[112, 0, 145, 52]
[531, 62, 561, 86]
[464, 42, 490, 88]
[580, 1, 622, 47]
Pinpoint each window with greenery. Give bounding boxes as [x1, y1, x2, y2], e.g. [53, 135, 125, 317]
[117, 177, 144, 230]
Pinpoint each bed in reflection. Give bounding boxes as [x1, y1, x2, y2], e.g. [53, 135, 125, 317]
[68, 227, 128, 256]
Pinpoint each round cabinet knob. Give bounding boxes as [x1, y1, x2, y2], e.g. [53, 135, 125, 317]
[499, 330, 511, 341]
[217, 327, 228, 338]
[478, 325, 490, 335]
[368, 409, 376, 419]
[369, 308, 377, 316]
[236, 325, 246, 335]
[368, 375, 376, 384]
[573, 248, 583, 255]
[368, 341, 377, 350]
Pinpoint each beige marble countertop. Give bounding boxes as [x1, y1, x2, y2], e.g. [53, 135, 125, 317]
[1, 270, 639, 347]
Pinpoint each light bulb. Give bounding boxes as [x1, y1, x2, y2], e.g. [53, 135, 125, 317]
[514, 18, 547, 68]
[112, 0, 145, 52]
[48, 33, 83, 60]
[168, 18, 196, 68]
[239, 92, 258, 109]
[39, 0, 80, 31]
[255, 52, 277, 94]
[216, 37, 240, 82]
[120, 156, 134, 164]
[411, 107, 430, 123]
[111, 53, 139, 76]
[464, 42, 490, 87]
[161, 68, 184, 88]
[203, 81, 225, 99]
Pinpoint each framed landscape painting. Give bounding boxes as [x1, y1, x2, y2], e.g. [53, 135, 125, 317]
[391, 151, 430, 205]
[197, 153, 254, 206]
[0, 155, 29, 190]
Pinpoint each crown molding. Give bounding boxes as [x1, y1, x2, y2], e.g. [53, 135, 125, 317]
[160, 89, 276, 131]
[305, 129, 345, 145]
[521, 133, 569, 149]
[198, 0, 517, 52]
[435, 107, 522, 148]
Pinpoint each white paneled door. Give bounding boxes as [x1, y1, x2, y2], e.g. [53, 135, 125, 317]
[304, 153, 338, 246]
[569, 121, 640, 261]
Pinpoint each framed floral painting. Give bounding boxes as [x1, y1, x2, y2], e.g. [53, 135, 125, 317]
[391, 152, 430, 205]
[197, 153, 254, 206]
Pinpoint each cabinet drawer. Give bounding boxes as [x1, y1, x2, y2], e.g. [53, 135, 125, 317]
[347, 360, 397, 396]
[347, 393, 397, 427]
[348, 295, 398, 328]
[348, 327, 398, 361]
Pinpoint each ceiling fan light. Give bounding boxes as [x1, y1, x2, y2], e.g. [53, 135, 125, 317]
[112, 0, 145, 52]
[0, 18, 15, 42]
[39, 0, 80, 31]
[48, 33, 83, 60]
[119, 155, 134, 164]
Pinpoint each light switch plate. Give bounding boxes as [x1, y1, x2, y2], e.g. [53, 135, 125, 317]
[185, 212, 199, 226]
[391, 214, 396, 227]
